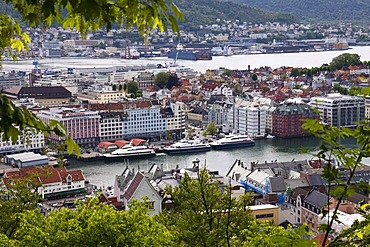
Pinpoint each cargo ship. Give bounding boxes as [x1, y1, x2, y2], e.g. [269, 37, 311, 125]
[168, 44, 212, 61]
[168, 49, 212, 61]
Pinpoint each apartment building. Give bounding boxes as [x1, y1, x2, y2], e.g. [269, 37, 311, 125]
[38, 107, 100, 148]
[309, 93, 365, 128]
[0, 128, 44, 155]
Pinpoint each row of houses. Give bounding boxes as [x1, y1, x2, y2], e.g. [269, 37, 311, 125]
[227, 158, 370, 239]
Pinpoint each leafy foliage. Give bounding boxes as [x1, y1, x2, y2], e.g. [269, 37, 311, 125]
[0, 0, 183, 61]
[0, 198, 174, 246]
[154, 72, 170, 89]
[126, 81, 139, 94]
[238, 0, 370, 24]
[330, 204, 370, 247]
[158, 168, 254, 246]
[0, 94, 80, 156]
[302, 119, 370, 246]
[203, 122, 218, 136]
[0, 176, 41, 237]
[330, 53, 361, 70]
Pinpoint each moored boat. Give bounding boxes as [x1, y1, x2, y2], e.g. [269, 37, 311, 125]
[209, 134, 255, 150]
[103, 145, 155, 160]
[163, 139, 211, 154]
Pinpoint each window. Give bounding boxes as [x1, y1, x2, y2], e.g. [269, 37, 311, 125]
[255, 213, 274, 219]
[146, 201, 155, 210]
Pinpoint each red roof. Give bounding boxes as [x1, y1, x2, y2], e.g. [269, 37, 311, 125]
[3, 166, 85, 186]
[114, 140, 130, 148]
[98, 142, 115, 149]
[130, 138, 147, 146]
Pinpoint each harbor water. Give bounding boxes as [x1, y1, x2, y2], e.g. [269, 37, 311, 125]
[68, 137, 321, 187]
[3, 46, 370, 186]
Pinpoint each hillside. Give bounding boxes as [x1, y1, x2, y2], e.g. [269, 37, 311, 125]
[0, 0, 300, 31]
[175, 0, 300, 30]
[236, 0, 370, 24]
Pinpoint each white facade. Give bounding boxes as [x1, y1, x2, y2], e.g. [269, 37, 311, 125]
[0, 128, 44, 154]
[309, 93, 365, 128]
[99, 112, 125, 141]
[39, 173, 86, 198]
[166, 102, 186, 133]
[224, 98, 268, 137]
[237, 107, 266, 137]
[123, 107, 166, 139]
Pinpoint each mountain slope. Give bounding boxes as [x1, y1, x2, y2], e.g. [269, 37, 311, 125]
[175, 0, 300, 29]
[0, 0, 300, 31]
[236, 0, 370, 24]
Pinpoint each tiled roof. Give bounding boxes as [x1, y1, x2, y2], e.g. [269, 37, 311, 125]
[3, 166, 84, 186]
[123, 172, 145, 200]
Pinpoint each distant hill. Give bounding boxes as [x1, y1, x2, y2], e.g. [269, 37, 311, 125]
[175, 0, 300, 30]
[236, 0, 370, 24]
[0, 0, 300, 31]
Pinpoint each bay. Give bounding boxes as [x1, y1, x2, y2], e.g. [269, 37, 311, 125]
[3, 46, 370, 73]
[3, 46, 370, 186]
[69, 137, 323, 187]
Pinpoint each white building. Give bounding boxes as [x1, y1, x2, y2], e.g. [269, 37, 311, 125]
[123, 106, 166, 139]
[224, 98, 268, 137]
[165, 102, 186, 139]
[99, 112, 126, 141]
[3, 166, 86, 199]
[309, 93, 365, 128]
[0, 128, 45, 155]
[3, 152, 48, 168]
[114, 168, 162, 214]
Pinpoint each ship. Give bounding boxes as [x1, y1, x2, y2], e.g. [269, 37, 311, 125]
[209, 134, 255, 150]
[168, 44, 212, 61]
[168, 50, 212, 61]
[103, 145, 155, 160]
[163, 139, 211, 154]
[120, 48, 140, 59]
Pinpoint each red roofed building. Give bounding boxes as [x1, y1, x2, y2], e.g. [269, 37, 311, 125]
[3, 166, 86, 199]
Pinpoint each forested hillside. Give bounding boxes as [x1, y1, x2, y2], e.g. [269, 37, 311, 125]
[237, 0, 370, 24]
[176, 0, 299, 30]
[0, 0, 299, 31]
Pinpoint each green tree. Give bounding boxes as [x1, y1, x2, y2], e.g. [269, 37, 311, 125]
[0, 175, 41, 237]
[167, 73, 179, 89]
[0, 0, 183, 153]
[302, 119, 370, 246]
[126, 81, 139, 94]
[203, 122, 218, 137]
[158, 168, 254, 246]
[118, 84, 123, 91]
[290, 68, 300, 77]
[330, 53, 361, 70]
[166, 131, 172, 140]
[155, 72, 170, 89]
[112, 84, 117, 91]
[0, 198, 174, 246]
[251, 73, 258, 82]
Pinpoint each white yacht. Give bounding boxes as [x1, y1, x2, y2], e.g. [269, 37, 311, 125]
[210, 134, 255, 150]
[104, 145, 155, 160]
[163, 139, 211, 154]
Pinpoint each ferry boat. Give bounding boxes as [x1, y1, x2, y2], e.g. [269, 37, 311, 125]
[103, 145, 155, 160]
[163, 139, 211, 154]
[209, 134, 255, 150]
